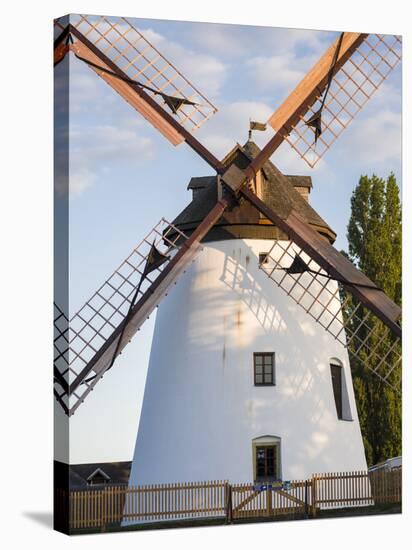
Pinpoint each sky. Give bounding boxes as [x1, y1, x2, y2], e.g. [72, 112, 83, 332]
[54, 16, 401, 464]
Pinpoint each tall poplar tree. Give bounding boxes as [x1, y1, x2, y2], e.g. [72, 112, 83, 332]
[346, 173, 402, 466]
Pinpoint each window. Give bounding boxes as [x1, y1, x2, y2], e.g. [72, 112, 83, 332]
[329, 359, 353, 421]
[330, 362, 343, 419]
[86, 468, 111, 486]
[256, 446, 276, 480]
[254, 352, 275, 386]
[259, 253, 269, 265]
[252, 436, 281, 482]
[88, 473, 108, 486]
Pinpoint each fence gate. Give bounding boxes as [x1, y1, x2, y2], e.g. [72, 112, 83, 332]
[231, 481, 311, 520]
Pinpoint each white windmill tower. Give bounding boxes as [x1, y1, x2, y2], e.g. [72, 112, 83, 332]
[128, 140, 367, 487]
[54, 16, 402, 528]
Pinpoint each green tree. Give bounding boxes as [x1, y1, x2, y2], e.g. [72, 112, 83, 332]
[346, 173, 402, 466]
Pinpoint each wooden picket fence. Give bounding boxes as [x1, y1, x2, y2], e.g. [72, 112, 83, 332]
[369, 467, 402, 503]
[312, 468, 402, 513]
[55, 469, 401, 531]
[67, 480, 228, 529]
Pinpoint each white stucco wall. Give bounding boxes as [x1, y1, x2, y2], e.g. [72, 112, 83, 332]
[128, 239, 367, 492]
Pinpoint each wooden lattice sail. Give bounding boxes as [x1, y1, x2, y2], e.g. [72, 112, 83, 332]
[267, 33, 402, 167]
[54, 219, 202, 416]
[54, 14, 218, 143]
[258, 241, 401, 390]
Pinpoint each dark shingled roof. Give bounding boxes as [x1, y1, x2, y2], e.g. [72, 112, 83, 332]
[188, 174, 313, 191]
[173, 141, 336, 243]
[54, 460, 132, 490]
[187, 176, 216, 190]
[285, 175, 313, 189]
[70, 461, 132, 488]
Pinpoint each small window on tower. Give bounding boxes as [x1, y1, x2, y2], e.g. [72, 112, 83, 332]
[259, 253, 269, 265]
[330, 362, 343, 420]
[254, 352, 275, 386]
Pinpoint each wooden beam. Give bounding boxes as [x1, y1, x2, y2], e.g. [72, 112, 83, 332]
[232, 491, 260, 513]
[276, 490, 305, 506]
[54, 42, 69, 67]
[268, 33, 368, 131]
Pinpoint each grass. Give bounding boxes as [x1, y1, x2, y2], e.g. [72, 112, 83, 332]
[316, 502, 401, 519]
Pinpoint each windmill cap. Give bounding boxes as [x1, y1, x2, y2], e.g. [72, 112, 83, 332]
[172, 141, 336, 244]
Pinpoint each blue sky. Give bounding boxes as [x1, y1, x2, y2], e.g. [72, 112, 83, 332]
[54, 17, 401, 463]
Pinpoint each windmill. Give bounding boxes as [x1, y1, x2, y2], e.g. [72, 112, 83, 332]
[54, 16, 401, 491]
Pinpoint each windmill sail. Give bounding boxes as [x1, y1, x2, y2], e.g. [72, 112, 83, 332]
[54, 15, 218, 136]
[236, 185, 401, 390]
[54, 218, 204, 416]
[258, 240, 401, 390]
[266, 32, 401, 167]
[240, 186, 401, 334]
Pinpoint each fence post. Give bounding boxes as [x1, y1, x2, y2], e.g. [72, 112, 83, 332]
[266, 487, 272, 517]
[304, 480, 309, 519]
[225, 481, 233, 524]
[100, 488, 106, 532]
[311, 475, 317, 518]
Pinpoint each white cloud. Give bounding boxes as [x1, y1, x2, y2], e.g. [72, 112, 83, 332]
[263, 28, 333, 53]
[366, 79, 402, 111]
[70, 124, 154, 163]
[339, 110, 401, 165]
[57, 55, 158, 198]
[247, 53, 313, 92]
[188, 24, 334, 60]
[137, 27, 227, 99]
[244, 28, 337, 94]
[187, 24, 249, 57]
[69, 168, 97, 195]
[274, 140, 329, 176]
[136, 28, 163, 44]
[54, 166, 96, 197]
[62, 124, 155, 197]
[248, 55, 305, 89]
[69, 58, 121, 116]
